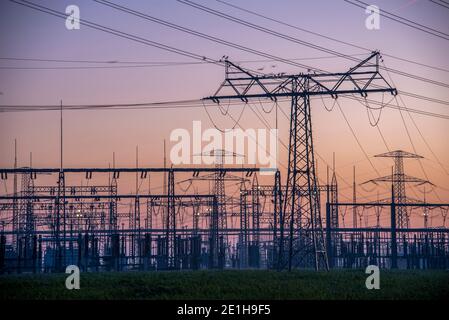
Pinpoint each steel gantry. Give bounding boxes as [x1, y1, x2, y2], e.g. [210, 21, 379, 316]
[0, 166, 262, 271]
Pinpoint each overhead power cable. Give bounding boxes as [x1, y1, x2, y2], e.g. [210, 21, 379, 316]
[0, 54, 367, 70]
[94, 0, 449, 109]
[10, 0, 449, 107]
[2, 97, 449, 120]
[344, 0, 449, 41]
[93, 0, 324, 73]
[177, 0, 449, 90]
[9, 0, 223, 67]
[215, 0, 449, 73]
[428, 0, 449, 10]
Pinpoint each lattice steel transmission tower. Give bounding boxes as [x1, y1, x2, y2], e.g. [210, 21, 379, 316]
[205, 51, 396, 270]
[367, 150, 431, 228]
[185, 149, 244, 268]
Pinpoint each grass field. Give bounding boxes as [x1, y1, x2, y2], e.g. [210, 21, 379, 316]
[0, 269, 448, 300]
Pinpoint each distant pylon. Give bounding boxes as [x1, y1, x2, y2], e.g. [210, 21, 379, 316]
[186, 149, 244, 268]
[364, 150, 431, 228]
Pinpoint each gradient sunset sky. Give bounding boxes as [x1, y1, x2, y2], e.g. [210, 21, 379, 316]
[0, 0, 448, 226]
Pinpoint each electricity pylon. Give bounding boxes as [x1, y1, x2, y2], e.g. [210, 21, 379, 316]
[205, 51, 396, 270]
[180, 149, 245, 268]
[365, 150, 431, 228]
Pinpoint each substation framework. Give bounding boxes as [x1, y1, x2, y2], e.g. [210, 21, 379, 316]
[1, 52, 449, 273]
[0, 166, 448, 273]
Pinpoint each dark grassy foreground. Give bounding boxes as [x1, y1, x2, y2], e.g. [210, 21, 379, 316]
[0, 269, 448, 300]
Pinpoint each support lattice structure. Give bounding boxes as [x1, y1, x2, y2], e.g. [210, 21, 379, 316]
[239, 180, 248, 268]
[167, 169, 176, 268]
[18, 171, 34, 268]
[181, 149, 245, 268]
[0, 167, 448, 273]
[205, 51, 396, 270]
[367, 150, 431, 228]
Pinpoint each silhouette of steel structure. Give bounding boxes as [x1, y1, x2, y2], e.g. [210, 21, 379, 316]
[364, 150, 431, 229]
[205, 51, 397, 270]
[1, 53, 449, 274]
[326, 200, 449, 270]
[0, 167, 261, 272]
[0, 166, 448, 273]
[182, 149, 245, 268]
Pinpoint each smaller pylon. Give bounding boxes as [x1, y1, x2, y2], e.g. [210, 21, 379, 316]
[364, 150, 432, 228]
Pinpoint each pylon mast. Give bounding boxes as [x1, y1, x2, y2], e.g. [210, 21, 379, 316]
[367, 150, 431, 228]
[204, 51, 396, 270]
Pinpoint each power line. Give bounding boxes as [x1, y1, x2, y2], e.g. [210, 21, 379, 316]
[0, 98, 291, 111]
[93, 0, 324, 72]
[0, 54, 365, 70]
[394, 95, 443, 202]
[335, 100, 381, 177]
[0, 57, 161, 64]
[0, 54, 368, 65]
[2, 95, 449, 120]
[244, 99, 356, 200]
[429, 0, 449, 10]
[5, 0, 295, 78]
[176, 0, 449, 109]
[0, 54, 366, 70]
[275, 97, 375, 201]
[394, 90, 449, 107]
[381, 61, 449, 180]
[382, 67, 448, 201]
[0, 98, 203, 109]
[0, 63, 204, 70]
[342, 96, 392, 151]
[96, 0, 449, 111]
[9, 0, 223, 67]
[177, 0, 449, 90]
[2, 96, 449, 120]
[215, 0, 449, 74]
[8, 0, 448, 204]
[207, 100, 291, 172]
[201, 100, 247, 133]
[10, 0, 449, 108]
[344, 0, 449, 41]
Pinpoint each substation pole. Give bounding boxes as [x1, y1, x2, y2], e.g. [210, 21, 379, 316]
[167, 169, 176, 269]
[251, 174, 260, 268]
[13, 140, 18, 256]
[390, 185, 398, 269]
[55, 100, 65, 272]
[273, 170, 283, 270]
[239, 180, 248, 268]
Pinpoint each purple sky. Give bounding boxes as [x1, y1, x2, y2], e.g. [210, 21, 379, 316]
[0, 0, 448, 226]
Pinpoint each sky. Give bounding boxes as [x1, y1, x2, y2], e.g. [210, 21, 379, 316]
[0, 0, 448, 227]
